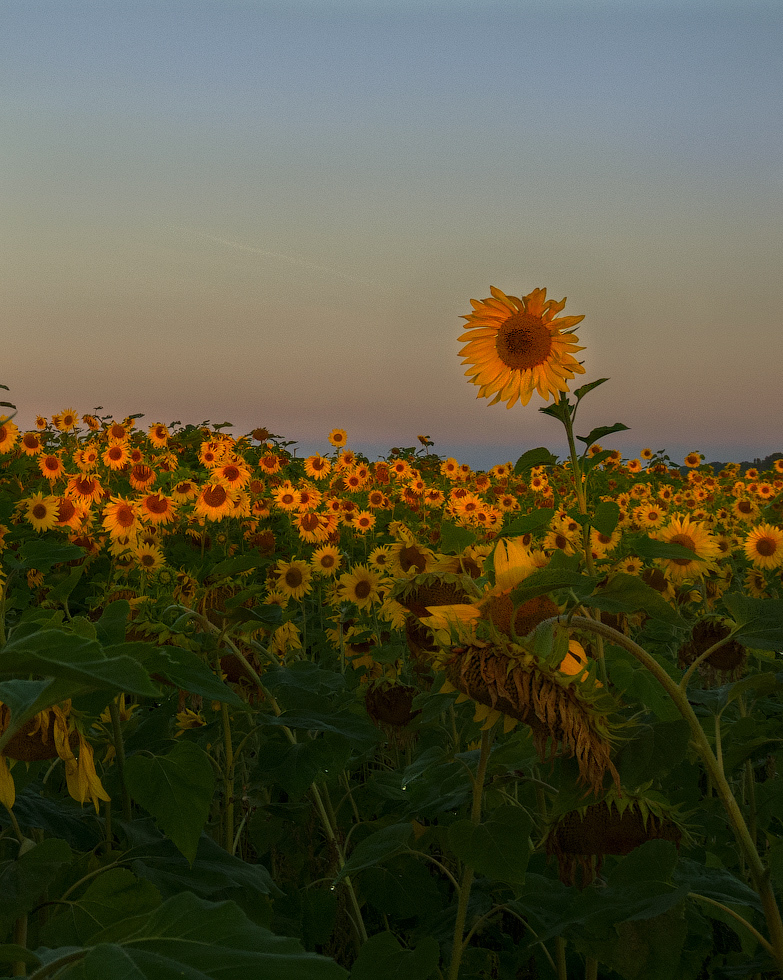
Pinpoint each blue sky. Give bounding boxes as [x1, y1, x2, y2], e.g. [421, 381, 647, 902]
[4, 0, 782, 469]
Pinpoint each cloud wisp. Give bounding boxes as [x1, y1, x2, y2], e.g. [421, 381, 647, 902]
[172, 227, 389, 291]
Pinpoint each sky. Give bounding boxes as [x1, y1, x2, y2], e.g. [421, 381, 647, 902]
[3, 0, 782, 471]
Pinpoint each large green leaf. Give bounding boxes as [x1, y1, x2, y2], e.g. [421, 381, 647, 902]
[723, 594, 783, 650]
[263, 708, 380, 751]
[349, 932, 439, 980]
[588, 573, 685, 626]
[513, 448, 559, 474]
[39, 868, 162, 948]
[576, 422, 630, 447]
[336, 823, 414, 882]
[0, 838, 73, 937]
[108, 641, 246, 707]
[256, 732, 352, 799]
[447, 806, 532, 891]
[623, 534, 708, 563]
[592, 500, 621, 536]
[0, 628, 160, 696]
[125, 742, 216, 864]
[122, 819, 278, 903]
[35, 891, 347, 980]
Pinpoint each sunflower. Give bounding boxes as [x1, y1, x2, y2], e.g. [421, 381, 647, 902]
[656, 515, 720, 584]
[328, 428, 348, 448]
[194, 483, 234, 521]
[20, 431, 43, 456]
[442, 642, 620, 794]
[387, 540, 437, 578]
[54, 408, 80, 432]
[338, 564, 383, 610]
[171, 480, 199, 502]
[26, 493, 60, 533]
[75, 446, 100, 471]
[66, 473, 104, 504]
[634, 504, 666, 529]
[102, 441, 129, 470]
[295, 510, 328, 544]
[102, 496, 142, 539]
[297, 486, 322, 511]
[39, 453, 66, 481]
[683, 451, 702, 468]
[459, 286, 585, 409]
[138, 492, 177, 525]
[440, 458, 459, 479]
[133, 542, 166, 572]
[53, 496, 86, 531]
[275, 559, 313, 600]
[258, 452, 283, 475]
[215, 460, 252, 490]
[351, 510, 376, 534]
[304, 454, 331, 480]
[272, 483, 301, 511]
[147, 423, 169, 447]
[743, 523, 783, 570]
[368, 545, 393, 571]
[311, 544, 342, 577]
[732, 498, 760, 523]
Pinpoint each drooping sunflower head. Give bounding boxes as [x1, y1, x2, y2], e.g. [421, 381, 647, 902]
[544, 788, 686, 886]
[459, 286, 585, 409]
[441, 641, 623, 796]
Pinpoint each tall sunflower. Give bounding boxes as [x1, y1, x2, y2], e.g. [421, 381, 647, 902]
[459, 286, 585, 408]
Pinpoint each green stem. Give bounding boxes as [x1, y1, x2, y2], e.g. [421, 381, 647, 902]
[108, 700, 132, 822]
[12, 913, 27, 976]
[542, 613, 783, 974]
[555, 936, 568, 980]
[447, 728, 493, 980]
[688, 892, 774, 957]
[585, 955, 598, 980]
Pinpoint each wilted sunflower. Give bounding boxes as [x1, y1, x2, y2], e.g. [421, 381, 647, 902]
[544, 788, 685, 886]
[459, 286, 585, 408]
[442, 640, 621, 796]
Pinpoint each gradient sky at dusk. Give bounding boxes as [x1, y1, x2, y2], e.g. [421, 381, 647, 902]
[4, 0, 781, 471]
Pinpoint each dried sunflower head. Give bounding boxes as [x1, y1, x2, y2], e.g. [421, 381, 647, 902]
[440, 639, 624, 796]
[544, 787, 686, 886]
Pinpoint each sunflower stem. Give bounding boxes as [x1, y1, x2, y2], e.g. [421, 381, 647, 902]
[543, 613, 783, 974]
[108, 700, 132, 823]
[447, 727, 493, 980]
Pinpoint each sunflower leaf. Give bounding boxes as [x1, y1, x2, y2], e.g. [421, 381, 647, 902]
[576, 422, 630, 447]
[513, 448, 559, 474]
[722, 594, 783, 650]
[623, 534, 708, 562]
[588, 574, 685, 626]
[124, 742, 216, 865]
[573, 378, 609, 402]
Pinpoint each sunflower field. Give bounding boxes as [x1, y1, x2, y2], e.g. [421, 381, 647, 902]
[1, 288, 783, 980]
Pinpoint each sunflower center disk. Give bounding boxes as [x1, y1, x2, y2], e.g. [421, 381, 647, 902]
[495, 313, 553, 371]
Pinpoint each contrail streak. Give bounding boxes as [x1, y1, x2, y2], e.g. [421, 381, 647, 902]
[173, 227, 387, 290]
